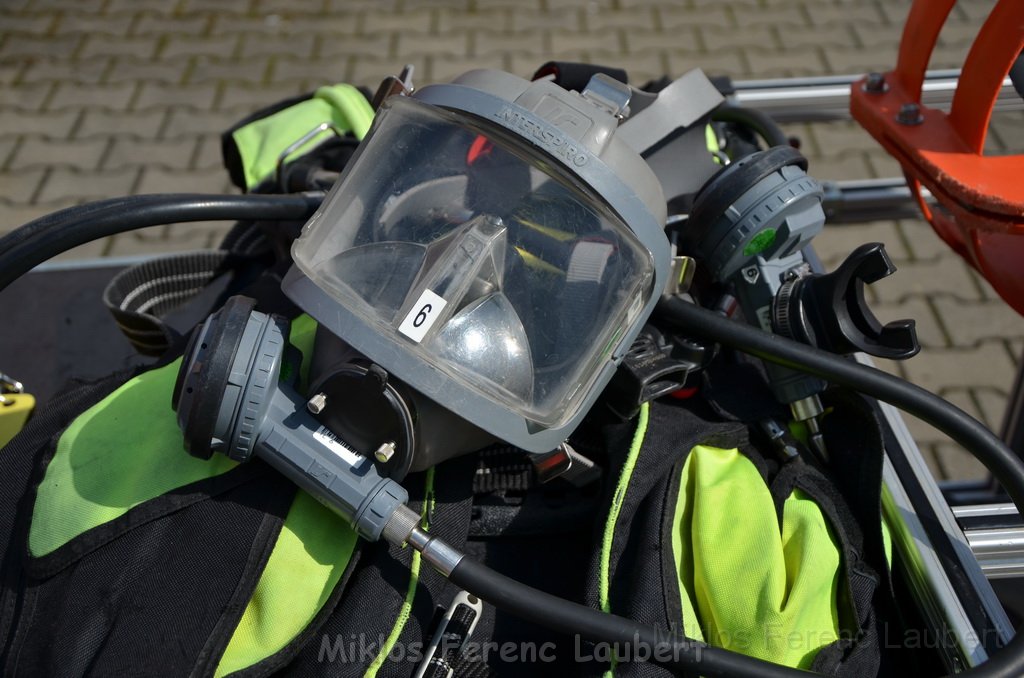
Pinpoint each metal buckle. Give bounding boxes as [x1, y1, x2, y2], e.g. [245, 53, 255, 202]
[371, 64, 415, 110]
[274, 121, 346, 187]
[0, 372, 24, 405]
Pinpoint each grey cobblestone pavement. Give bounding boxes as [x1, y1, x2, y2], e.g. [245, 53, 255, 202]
[1, 0, 1022, 480]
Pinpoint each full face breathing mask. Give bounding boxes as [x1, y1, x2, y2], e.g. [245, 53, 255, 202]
[175, 68, 714, 490]
[280, 69, 674, 472]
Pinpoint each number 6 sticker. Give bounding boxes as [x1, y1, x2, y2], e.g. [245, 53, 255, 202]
[399, 289, 448, 342]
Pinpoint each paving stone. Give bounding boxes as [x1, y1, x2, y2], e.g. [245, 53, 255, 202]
[0, 167, 47, 202]
[21, 57, 111, 85]
[823, 46, 899, 75]
[591, 51, 666, 84]
[668, 49, 747, 79]
[36, 167, 140, 203]
[932, 297, 1024, 348]
[875, 1, 914, 26]
[269, 57, 349, 85]
[1011, 339, 1024, 367]
[255, 0, 330, 14]
[544, 0, 614, 8]
[470, 30, 545, 58]
[583, 8, 657, 31]
[738, 47, 829, 78]
[869, 254, 985, 303]
[77, 108, 166, 139]
[849, 22, 907, 50]
[133, 13, 211, 37]
[105, 138, 199, 171]
[805, 4, 886, 25]
[904, 387, 987, 454]
[901, 341, 1017, 395]
[623, 27, 703, 55]
[0, 138, 17, 169]
[952, 0, 998, 22]
[810, 121, 881, 158]
[813, 219, 909, 266]
[107, 58, 189, 85]
[163, 107, 251, 137]
[973, 386, 1010, 432]
[192, 134, 225, 170]
[0, 35, 82, 60]
[897, 218, 953, 261]
[864, 151, 904, 179]
[698, 25, 780, 52]
[162, 35, 240, 60]
[362, 7, 435, 34]
[325, 0, 399, 11]
[397, 32, 471, 59]
[1, 12, 58, 35]
[472, 0, 541, 9]
[106, 0, 183, 12]
[10, 137, 108, 171]
[177, 0, 256, 13]
[871, 295, 948, 350]
[49, 82, 136, 111]
[656, 6, 733, 31]
[549, 28, 622, 57]
[31, 0, 103, 11]
[932, 442, 989, 482]
[317, 33, 392, 60]
[429, 54, 509, 83]
[288, 14, 370, 36]
[188, 56, 269, 85]
[217, 81, 305, 110]
[0, 62, 26, 86]
[135, 83, 219, 111]
[53, 12, 134, 37]
[732, 4, 808, 29]
[0, 82, 54, 111]
[240, 33, 316, 60]
[79, 36, 158, 60]
[798, 152, 873, 182]
[135, 166, 232, 194]
[0, 109, 80, 138]
[437, 7, 510, 31]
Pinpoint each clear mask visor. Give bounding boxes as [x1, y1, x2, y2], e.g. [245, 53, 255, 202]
[292, 96, 654, 429]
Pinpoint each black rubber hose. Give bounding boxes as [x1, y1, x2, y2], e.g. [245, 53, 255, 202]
[0, 192, 325, 294]
[448, 557, 806, 678]
[654, 295, 1024, 678]
[712, 103, 789, 148]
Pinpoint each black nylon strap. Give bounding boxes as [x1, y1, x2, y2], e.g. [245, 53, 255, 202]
[102, 251, 234, 357]
[101, 217, 277, 359]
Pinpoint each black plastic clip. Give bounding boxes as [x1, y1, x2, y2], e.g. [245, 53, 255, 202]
[773, 242, 920, 360]
[604, 326, 708, 420]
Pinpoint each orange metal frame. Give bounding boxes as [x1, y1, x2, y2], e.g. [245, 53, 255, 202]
[850, 0, 1024, 314]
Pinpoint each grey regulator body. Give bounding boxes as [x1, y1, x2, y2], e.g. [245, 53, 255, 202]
[172, 296, 407, 541]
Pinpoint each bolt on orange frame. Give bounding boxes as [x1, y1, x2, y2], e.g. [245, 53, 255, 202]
[851, 0, 1024, 315]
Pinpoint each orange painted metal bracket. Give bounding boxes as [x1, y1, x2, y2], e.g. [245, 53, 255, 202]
[850, 0, 1024, 315]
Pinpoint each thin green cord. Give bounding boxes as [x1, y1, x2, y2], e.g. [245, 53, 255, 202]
[365, 467, 436, 676]
[599, 402, 650, 677]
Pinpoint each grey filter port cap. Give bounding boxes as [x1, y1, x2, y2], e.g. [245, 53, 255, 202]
[284, 69, 672, 453]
